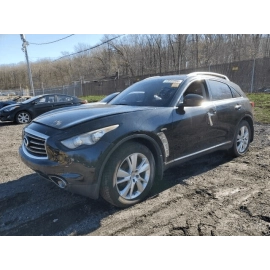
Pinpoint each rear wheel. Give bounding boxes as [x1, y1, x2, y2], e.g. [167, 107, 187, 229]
[100, 142, 155, 208]
[229, 120, 251, 157]
[16, 111, 31, 124]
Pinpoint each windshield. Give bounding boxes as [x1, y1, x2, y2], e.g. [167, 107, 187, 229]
[110, 78, 183, 107]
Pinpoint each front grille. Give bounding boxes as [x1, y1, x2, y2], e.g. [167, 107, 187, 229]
[24, 131, 47, 158]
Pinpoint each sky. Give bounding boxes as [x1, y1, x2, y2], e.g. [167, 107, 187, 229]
[0, 1, 267, 67]
[0, 34, 105, 65]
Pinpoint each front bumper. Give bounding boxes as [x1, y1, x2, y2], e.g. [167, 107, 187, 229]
[19, 138, 112, 199]
[0, 112, 14, 122]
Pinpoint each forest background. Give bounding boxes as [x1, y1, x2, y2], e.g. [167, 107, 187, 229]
[1, 34, 270, 95]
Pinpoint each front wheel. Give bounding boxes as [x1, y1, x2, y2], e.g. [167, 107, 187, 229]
[15, 111, 31, 124]
[100, 142, 155, 208]
[229, 120, 251, 157]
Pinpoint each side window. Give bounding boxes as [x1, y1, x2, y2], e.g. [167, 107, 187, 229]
[47, 96, 55, 103]
[56, 95, 73, 102]
[208, 80, 233, 100]
[230, 87, 242, 98]
[36, 95, 55, 103]
[36, 97, 46, 103]
[184, 80, 208, 99]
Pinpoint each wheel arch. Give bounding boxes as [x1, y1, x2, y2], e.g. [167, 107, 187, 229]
[96, 134, 165, 196]
[232, 115, 254, 146]
[15, 110, 33, 123]
[241, 115, 254, 143]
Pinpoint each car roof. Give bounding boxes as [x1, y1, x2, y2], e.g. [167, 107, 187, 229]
[144, 75, 187, 81]
[143, 72, 230, 82]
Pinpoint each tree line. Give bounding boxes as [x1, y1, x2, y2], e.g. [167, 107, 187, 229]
[1, 34, 269, 90]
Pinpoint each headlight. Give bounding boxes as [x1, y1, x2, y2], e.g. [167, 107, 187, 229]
[61, 124, 119, 149]
[3, 106, 19, 112]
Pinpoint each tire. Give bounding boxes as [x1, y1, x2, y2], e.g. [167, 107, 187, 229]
[16, 111, 31, 124]
[229, 120, 251, 157]
[100, 142, 155, 208]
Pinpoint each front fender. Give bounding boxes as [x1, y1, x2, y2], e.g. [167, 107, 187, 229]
[95, 133, 165, 197]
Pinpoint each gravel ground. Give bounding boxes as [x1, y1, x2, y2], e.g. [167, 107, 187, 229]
[0, 120, 269, 236]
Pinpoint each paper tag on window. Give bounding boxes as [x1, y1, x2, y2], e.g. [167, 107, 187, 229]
[171, 82, 180, 88]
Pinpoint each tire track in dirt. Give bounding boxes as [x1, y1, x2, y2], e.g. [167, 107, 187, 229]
[0, 123, 269, 235]
[87, 125, 270, 236]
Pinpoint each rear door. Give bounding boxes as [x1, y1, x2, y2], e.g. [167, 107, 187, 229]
[53, 95, 75, 109]
[206, 79, 245, 143]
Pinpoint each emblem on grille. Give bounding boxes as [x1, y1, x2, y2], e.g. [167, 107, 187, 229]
[24, 136, 29, 147]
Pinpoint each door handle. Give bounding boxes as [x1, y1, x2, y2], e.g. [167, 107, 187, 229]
[208, 108, 217, 115]
[235, 104, 242, 110]
[207, 108, 216, 126]
[208, 111, 216, 116]
[207, 112, 214, 126]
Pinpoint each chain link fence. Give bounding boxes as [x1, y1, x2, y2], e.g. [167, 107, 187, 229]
[1, 57, 270, 98]
[82, 57, 270, 96]
[0, 83, 83, 98]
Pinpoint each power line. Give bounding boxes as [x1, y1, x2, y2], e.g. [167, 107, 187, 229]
[28, 34, 75, 45]
[53, 34, 125, 62]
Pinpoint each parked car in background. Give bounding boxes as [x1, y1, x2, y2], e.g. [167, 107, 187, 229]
[0, 94, 86, 124]
[99, 92, 120, 103]
[0, 96, 32, 109]
[19, 72, 254, 208]
[257, 86, 270, 93]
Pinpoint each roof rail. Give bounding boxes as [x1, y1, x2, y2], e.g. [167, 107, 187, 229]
[188, 72, 230, 81]
[144, 76, 160, 80]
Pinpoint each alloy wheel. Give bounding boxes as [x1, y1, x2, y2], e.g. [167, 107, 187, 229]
[236, 126, 249, 153]
[17, 112, 30, 123]
[116, 153, 151, 200]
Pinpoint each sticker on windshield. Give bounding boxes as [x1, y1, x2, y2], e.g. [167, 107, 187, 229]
[163, 80, 182, 88]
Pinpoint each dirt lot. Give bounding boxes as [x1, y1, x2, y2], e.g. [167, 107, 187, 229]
[0, 121, 269, 236]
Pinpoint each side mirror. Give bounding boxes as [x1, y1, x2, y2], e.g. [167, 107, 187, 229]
[176, 101, 185, 114]
[183, 94, 204, 107]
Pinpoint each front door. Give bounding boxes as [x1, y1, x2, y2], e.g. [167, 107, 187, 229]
[33, 95, 55, 117]
[168, 80, 221, 161]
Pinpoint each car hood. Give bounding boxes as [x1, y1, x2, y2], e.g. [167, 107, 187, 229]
[0, 103, 19, 111]
[0, 101, 15, 104]
[33, 103, 155, 129]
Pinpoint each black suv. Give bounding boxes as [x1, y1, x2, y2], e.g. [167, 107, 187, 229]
[19, 72, 254, 207]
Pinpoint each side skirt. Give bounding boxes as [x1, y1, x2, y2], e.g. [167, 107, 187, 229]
[164, 141, 231, 170]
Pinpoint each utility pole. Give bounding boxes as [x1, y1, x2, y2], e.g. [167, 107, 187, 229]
[20, 34, 35, 96]
[80, 76, 84, 96]
[250, 57, 256, 93]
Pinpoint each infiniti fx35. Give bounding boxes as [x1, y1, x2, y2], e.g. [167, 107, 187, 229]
[19, 72, 254, 207]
